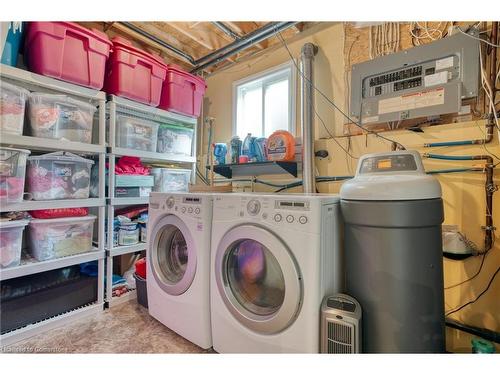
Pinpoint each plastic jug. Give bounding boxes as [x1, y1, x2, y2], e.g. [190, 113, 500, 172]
[214, 143, 227, 165]
[229, 136, 242, 164]
[242, 133, 256, 161]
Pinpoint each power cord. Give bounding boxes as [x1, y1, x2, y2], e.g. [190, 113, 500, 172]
[445, 265, 500, 317]
[274, 30, 406, 151]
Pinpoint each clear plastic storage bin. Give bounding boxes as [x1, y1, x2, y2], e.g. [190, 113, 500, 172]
[27, 151, 94, 200]
[0, 220, 29, 268]
[0, 80, 29, 135]
[28, 215, 96, 261]
[151, 168, 191, 192]
[156, 123, 194, 156]
[28, 92, 96, 143]
[115, 115, 159, 152]
[0, 147, 30, 204]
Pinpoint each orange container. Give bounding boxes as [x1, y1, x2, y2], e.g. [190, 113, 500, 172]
[266, 130, 295, 161]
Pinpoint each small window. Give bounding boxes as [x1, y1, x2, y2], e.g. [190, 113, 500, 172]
[233, 63, 295, 139]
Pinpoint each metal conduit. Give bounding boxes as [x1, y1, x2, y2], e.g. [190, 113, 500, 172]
[212, 22, 241, 40]
[119, 22, 196, 65]
[191, 22, 298, 73]
[118, 22, 298, 74]
[301, 43, 318, 193]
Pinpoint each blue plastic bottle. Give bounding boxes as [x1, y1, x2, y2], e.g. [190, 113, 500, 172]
[242, 133, 256, 161]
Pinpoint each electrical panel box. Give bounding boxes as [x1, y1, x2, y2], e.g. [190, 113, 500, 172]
[350, 29, 480, 126]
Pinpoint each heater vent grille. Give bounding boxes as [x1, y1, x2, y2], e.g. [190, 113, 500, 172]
[327, 321, 354, 354]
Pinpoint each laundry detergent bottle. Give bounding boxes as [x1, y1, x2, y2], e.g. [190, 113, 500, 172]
[242, 133, 256, 161]
[267, 130, 295, 161]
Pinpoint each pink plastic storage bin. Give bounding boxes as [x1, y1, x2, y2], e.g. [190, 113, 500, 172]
[159, 65, 207, 117]
[25, 22, 112, 89]
[104, 37, 168, 107]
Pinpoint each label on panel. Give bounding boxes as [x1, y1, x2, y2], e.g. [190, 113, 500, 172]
[424, 71, 449, 87]
[378, 88, 445, 115]
[435, 56, 454, 71]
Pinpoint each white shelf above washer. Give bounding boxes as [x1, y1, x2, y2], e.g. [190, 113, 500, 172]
[0, 249, 105, 281]
[0, 64, 106, 101]
[109, 147, 196, 163]
[109, 197, 150, 206]
[0, 198, 106, 213]
[0, 134, 106, 154]
[108, 243, 147, 257]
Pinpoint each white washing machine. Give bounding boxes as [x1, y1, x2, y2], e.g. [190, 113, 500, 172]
[147, 192, 213, 349]
[210, 193, 342, 353]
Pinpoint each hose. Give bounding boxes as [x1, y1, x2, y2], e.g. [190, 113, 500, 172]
[424, 140, 476, 147]
[425, 154, 476, 161]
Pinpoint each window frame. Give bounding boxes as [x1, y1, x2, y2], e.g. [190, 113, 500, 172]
[232, 61, 296, 138]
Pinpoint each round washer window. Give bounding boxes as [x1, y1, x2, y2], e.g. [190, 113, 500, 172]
[225, 239, 286, 316]
[156, 225, 188, 284]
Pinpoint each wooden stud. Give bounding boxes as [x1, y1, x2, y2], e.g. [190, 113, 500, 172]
[167, 22, 215, 51]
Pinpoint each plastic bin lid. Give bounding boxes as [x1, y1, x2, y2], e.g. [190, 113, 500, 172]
[29, 215, 97, 225]
[28, 151, 95, 165]
[340, 150, 442, 201]
[151, 167, 192, 173]
[167, 64, 206, 86]
[0, 219, 29, 229]
[112, 36, 167, 67]
[0, 80, 30, 97]
[27, 22, 112, 48]
[29, 92, 97, 111]
[0, 146, 31, 155]
[158, 122, 194, 131]
[58, 22, 112, 46]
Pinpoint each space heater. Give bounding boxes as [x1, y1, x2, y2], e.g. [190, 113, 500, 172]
[320, 294, 362, 353]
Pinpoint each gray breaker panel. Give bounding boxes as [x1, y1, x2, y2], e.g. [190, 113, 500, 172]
[350, 30, 479, 125]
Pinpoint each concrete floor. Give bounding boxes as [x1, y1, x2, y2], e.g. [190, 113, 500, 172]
[6, 301, 214, 353]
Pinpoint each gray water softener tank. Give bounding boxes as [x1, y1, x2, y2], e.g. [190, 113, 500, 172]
[339, 150, 445, 353]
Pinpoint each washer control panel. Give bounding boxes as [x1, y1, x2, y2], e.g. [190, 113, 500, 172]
[247, 199, 261, 216]
[163, 195, 203, 217]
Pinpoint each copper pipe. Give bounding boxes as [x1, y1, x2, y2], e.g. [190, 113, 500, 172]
[489, 22, 498, 98]
[472, 116, 495, 145]
[473, 154, 495, 252]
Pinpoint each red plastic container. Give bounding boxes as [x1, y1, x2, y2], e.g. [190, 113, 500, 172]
[159, 65, 207, 117]
[104, 37, 168, 107]
[25, 22, 112, 89]
[135, 258, 146, 279]
[30, 208, 89, 219]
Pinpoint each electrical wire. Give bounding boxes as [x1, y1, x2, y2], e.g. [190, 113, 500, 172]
[274, 30, 406, 151]
[445, 265, 500, 317]
[444, 252, 488, 290]
[456, 26, 500, 48]
[313, 105, 359, 159]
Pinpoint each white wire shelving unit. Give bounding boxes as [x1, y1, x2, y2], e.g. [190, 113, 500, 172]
[0, 64, 107, 346]
[105, 95, 197, 307]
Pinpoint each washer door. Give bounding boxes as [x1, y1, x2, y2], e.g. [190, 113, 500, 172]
[215, 224, 302, 334]
[149, 215, 197, 296]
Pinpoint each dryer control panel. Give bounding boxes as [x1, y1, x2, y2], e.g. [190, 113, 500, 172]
[236, 196, 313, 229]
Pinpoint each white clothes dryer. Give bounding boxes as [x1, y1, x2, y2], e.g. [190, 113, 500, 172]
[210, 193, 342, 353]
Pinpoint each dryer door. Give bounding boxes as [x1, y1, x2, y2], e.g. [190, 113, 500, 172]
[149, 215, 197, 296]
[215, 224, 302, 334]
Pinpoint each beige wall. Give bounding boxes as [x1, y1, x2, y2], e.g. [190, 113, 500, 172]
[203, 22, 500, 352]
